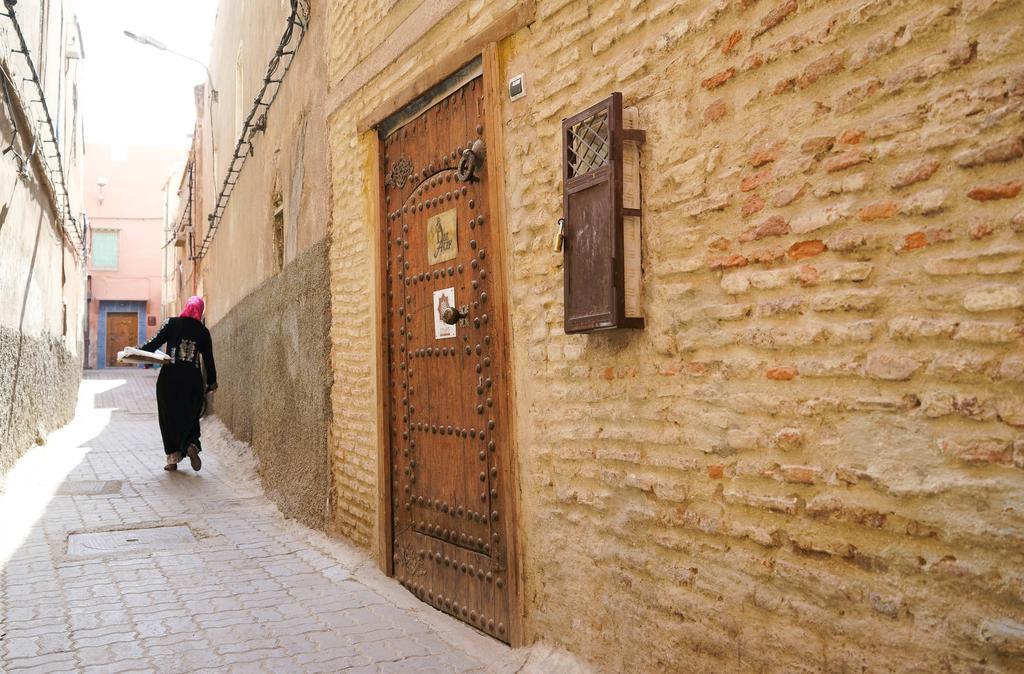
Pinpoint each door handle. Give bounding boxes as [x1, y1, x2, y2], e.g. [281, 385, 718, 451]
[457, 139, 485, 182]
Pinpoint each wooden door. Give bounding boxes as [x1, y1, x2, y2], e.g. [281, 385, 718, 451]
[380, 75, 514, 642]
[106, 312, 138, 367]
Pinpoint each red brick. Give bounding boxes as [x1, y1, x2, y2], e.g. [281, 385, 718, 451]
[798, 52, 846, 89]
[823, 149, 869, 173]
[708, 254, 748, 270]
[889, 158, 941, 189]
[824, 228, 869, 252]
[721, 30, 742, 55]
[707, 464, 724, 479]
[796, 265, 820, 286]
[703, 99, 728, 124]
[850, 33, 896, 70]
[748, 246, 787, 264]
[602, 367, 614, 381]
[708, 235, 731, 251]
[835, 77, 882, 114]
[969, 219, 995, 240]
[740, 215, 789, 242]
[884, 40, 976, 95]
[772, 77, 796, 95]
[684, 361, 712, 377]
[702, 67, 736, 90]
[742, 52, 765, 71]
[899, 228, 954, 252]
[1012, 210, 1024, 233]
[967, 181, 1022, 201]
[772, 184, 807, 207]
[773, 428, 804, 448]
[742, 195, 766, 217]
[753, 0, 798, 40]
[838, 129, 864, 145]
[954, 137, 1024, 168]
[806, 496, 888, 528]
[787, 240, 826, 260]
[766, 367, 798, 381]
[938, 437, 1013, 465]
[858, 201, 898, 221]
[740, 169, 773, 192]
[749, 147, 781, 167]
[866, 352, 920, 381]
[903, 232, 928, 251]
[781, 465, 818, 484]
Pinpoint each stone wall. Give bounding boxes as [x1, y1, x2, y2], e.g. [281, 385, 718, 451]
[325, 0, 1024, 670]
[209, 239, 332, 530]
[0, 327, 80, 476]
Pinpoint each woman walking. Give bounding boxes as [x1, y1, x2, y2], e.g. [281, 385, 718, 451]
[139, 296, 218, 471]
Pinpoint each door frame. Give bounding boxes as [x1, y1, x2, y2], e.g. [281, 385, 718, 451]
[97, 300, 147, 368]
[369, 43, 525, 646]
[106, 312, 140, 367]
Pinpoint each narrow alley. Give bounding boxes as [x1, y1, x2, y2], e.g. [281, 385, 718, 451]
[0, 371, 579, 673]
[4, 0, 1024, 670]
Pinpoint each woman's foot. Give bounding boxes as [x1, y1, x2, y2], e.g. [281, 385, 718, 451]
[186, 444, 202, 471]
[164, 452, 182, 471]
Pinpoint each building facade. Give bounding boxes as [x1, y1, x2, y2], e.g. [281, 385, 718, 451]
[320, 0, 1024, 670]
[84, 144, 181, 368]
[188, 0, 1024, 669]
[0, 0, 86, 474]
[168, 0, 332, 530]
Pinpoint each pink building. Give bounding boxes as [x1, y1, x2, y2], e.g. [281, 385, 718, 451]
[85, 144, 183, 368]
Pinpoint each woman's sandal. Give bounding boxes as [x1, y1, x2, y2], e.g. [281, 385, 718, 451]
[164, 452, 182, 471]
[186, 444, 202, 471]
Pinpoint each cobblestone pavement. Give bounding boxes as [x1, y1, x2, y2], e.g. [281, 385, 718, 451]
[0, 370, 577, 673]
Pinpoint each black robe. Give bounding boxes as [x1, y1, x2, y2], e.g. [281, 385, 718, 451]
[139, 317, 217, 456]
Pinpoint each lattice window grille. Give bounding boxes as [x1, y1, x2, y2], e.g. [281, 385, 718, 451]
[567, 110, 610, 178]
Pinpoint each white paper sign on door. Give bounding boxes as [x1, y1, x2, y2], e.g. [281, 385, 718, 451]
[433, 287, 457, 339]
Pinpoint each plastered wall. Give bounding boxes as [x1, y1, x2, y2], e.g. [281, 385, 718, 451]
[326, 0, 1024, 670]
[209, 240, 332, 531]
[202, 0, 330, 324]
[0, 0, 85, 475]
[195, 0, 333, 529]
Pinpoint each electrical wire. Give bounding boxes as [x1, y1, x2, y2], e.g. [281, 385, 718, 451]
[192, 0, 310, 260]
[1, 0, 84, 254]
[0, 63, 28, 177]
[164, 161, 194, 248]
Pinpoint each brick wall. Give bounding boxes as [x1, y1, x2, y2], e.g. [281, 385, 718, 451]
[325, 0, 521, 557]
[326, 0, 1024, 669]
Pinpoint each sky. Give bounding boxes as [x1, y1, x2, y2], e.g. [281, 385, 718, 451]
[74, 0, 219, 149]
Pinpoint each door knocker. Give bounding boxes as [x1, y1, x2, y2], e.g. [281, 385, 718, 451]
[441, 304, 469, 326]
[457, 139, 486, 182]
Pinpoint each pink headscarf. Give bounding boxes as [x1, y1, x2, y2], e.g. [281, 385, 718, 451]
[180, 296, 205, 321]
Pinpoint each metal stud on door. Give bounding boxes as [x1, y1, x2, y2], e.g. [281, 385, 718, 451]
[380, 76, 511, 642]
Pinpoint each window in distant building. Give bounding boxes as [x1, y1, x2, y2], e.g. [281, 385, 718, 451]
[92, 230, 119, 269]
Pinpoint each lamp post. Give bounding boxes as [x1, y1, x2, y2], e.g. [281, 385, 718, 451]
[123, 31, 218, 101]
[124, 29, 218, 305]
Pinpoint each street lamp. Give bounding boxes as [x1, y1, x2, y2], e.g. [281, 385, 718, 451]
[123, 30, 218, 101]
[125, 28, 219, 300]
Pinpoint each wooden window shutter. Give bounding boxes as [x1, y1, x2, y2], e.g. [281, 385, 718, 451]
[561, 92, 644, 334]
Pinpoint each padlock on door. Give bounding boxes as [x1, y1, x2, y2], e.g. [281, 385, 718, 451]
[552, 218, 565, 253]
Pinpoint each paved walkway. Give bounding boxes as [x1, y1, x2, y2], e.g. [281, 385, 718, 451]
[0, 370, 578, 673]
